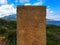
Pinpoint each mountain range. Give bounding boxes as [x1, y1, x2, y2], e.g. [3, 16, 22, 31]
[0, 14, 60, 26]
[1, 14, 54, 21]
[2, 14, 16, 20]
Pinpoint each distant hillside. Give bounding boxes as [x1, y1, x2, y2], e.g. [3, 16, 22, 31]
[2, 14, 54, 21]
[0, 18, 16, 45]
[2, 14, 16, 20]
[0, 18, 16, 30]
[46, 19, 54, 21]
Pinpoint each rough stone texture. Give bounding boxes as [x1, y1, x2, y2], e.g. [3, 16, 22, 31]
[0, 37, 5, 45]
[17, 6, 46, 45]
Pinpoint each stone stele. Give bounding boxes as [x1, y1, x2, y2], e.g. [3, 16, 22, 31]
[17, 6, 46, 45]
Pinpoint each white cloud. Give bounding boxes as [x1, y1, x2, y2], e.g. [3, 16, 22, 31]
[19, 0, 30, 3]
[47, 14, 60, 21]
[49, 11, 54, 13]
[46, 7, 60, 21]
[47, 8, 54, 15]
[46, 8, 54, 19]
[0, 0, 7, 5]
[24, 3, 31, 6]
[33, 1, 43, 5]
[24, 0, 43, 6]
[33, 0, 45, 5]
[0, 4, 16, 17]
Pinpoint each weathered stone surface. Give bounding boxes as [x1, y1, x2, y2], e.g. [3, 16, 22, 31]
[17, 6, 46, 45]
[0, 36, 5, 45]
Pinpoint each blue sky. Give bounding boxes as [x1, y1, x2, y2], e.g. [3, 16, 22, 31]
[0, 0, 60, 21]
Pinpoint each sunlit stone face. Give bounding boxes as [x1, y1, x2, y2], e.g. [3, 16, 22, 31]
[17, 6, 46, 45]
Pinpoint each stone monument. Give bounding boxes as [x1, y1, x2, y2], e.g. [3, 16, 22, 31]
[17, 6, 46, 45]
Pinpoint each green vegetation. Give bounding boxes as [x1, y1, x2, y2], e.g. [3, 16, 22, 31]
[0, 18, 16, 45]
[0, 18, 60, 45]
[46, 25, 60, 45]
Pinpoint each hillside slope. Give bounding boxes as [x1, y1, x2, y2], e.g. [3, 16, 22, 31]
[0, 18, 16, 45]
